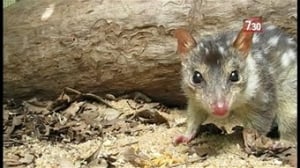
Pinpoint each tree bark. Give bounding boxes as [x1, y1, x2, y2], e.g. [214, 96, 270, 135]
[4, 0, 296, 106]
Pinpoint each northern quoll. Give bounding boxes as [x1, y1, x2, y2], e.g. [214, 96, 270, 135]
[174, 22, 297, 144]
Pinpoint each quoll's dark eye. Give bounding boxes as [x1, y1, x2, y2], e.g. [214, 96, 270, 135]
[229, 70, 239, 82]
[192, 71, 203, 84]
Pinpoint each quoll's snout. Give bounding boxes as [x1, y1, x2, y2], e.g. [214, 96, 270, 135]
[211, 100, 229, 117]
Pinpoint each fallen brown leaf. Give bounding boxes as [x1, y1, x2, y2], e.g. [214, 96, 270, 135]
[134, 109, 169, 126]
[190, 144, 218, 158]
[122, 147, 149, 167]
[103, 108, 122, 121]
[19, 153, 35, 164]
[242, 128, 295, 166]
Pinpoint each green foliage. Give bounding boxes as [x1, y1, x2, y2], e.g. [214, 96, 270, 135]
[4, 0, 16, 8]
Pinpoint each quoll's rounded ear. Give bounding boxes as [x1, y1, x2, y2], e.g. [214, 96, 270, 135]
[232, 29, 254, 58]
[174, 28, 197, 57]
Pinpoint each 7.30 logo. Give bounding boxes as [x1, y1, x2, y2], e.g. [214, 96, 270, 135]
[243, 17, 263, 32]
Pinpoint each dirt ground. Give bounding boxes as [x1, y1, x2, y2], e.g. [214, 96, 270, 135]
[3, 90, 296, 168]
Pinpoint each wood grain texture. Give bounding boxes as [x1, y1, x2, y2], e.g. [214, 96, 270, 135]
[4, 0, 296, 106]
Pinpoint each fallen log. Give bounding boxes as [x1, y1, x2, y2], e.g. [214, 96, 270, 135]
[4, 0, 296, 106]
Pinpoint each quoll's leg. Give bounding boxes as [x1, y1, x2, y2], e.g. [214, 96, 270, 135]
[276, 66, 297, 144]
[276, 72, 298, 167]
[276, 109, 297, 144]
[174, 100, 208, 145]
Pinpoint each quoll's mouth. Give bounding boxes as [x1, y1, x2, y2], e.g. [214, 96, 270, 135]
[212, 108, 229, 117]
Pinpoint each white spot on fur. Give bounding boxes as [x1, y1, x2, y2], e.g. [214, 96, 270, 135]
[252, 34, 260, 43]
[245, 56, 259, 98]
[268, 66, 275, 75]
[199, 43, 204, 48]
[226, 40, 231, 46]
[262, 93, 270, 103]
[205, 48, 209, 55]
[254, 52, 263, 61]
[263, 46, 271, 55]
[287, 38, 296, 45]
[281, 49, 296, 67]
[267, 36, 280, 46]
[41, 4, 55, 21]
[218, 46, 225, 55]
[266, 25, 277, 30]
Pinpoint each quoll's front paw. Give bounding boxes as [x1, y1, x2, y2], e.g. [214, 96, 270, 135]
[173, 134, 194, 145]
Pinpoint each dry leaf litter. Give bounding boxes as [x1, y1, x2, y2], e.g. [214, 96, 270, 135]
[3, 88, 296, 168]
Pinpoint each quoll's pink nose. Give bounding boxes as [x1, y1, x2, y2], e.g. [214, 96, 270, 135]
[212, 101, 228, 116]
